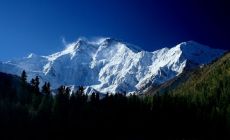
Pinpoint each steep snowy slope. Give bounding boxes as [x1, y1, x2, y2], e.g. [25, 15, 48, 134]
[0, 38, 225, 94]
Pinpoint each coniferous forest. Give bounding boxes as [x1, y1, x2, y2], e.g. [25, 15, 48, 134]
[1, 53, 230, 139]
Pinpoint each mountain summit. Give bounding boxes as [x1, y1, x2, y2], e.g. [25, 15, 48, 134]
[0, 38, 225, 94]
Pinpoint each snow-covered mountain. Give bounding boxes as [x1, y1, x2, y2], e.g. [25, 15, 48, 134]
[0, 38, 225, 94]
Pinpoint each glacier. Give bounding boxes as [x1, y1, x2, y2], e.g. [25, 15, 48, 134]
[0, 37, 225, 94]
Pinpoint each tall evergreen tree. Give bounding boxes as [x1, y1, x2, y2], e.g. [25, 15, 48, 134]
[21, 70, 27, 84]
[96, 93, 100, 103]
[42, 82, 51, 95]
[34, 76, 40, 94]
[30, 78, 35, 87]
[79, 86, 84, 95]
[90, 92, 96, 103]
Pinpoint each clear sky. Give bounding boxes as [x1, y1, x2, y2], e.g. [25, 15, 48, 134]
[0, 0, 229, 60]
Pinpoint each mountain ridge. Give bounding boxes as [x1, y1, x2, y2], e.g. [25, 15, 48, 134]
[0, 38, 225, 94]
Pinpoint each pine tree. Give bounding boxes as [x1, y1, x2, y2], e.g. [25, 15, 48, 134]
[38, 91, 53, 121]
[30, 78, 36, 94]
[79, 86, 84, 95]
[47, 82, 51, 93]
[35, 76, 40, 94]
[29, 76, 42, 111]
[53, 85, 70, 122]
[65, 87, 70, 97]
[30, 76, 40, 95]
[21, 70, 27, 84]
[42, 82, 47, 93]
[42, 82, 51, 95]
[30, 78, 35, 87]
[96, 92, 100, 102]
[90, 92, 96, 103]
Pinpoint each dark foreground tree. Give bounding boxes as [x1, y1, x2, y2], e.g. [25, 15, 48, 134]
[21, 70, 27, 84]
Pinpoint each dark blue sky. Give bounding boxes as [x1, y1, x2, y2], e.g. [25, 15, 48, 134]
[0, 0, 229, 60]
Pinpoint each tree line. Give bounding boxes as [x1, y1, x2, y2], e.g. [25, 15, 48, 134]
[0, 69, 230, 139]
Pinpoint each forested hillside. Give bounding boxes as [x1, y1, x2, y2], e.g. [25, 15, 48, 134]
[0, 52, 230, 139]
